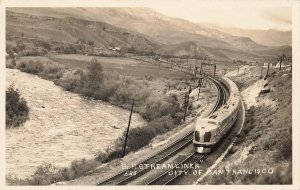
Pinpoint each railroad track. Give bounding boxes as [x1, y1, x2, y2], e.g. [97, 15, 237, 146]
[96, 76, 227, 186]
[146, 153, 204, 185]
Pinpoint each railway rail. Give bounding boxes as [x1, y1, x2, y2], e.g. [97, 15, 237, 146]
[96, 76, 228, 186]
[146, 153, 204, 185]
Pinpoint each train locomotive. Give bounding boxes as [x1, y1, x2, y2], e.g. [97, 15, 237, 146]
[193, 77, 241, 153]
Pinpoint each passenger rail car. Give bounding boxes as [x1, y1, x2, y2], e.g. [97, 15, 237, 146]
[193, 77, 241, 153]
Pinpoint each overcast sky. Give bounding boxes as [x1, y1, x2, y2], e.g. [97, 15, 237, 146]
[144, 0, 292, 30]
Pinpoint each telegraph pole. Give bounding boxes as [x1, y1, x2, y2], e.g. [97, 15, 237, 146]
[266, 62, 270, 77]
[214, 65, 216, 77]
[123, 99, 134, 157]
[183, 94, 189, 121]
[279, 56, 282, 71]
[198, 78, 201, 100]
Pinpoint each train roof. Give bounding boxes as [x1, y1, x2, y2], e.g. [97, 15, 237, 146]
[195, 118, 219, 130]
[210, 77, 240, 122]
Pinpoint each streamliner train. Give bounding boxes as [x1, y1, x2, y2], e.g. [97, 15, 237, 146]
[193, 77, 241, 153]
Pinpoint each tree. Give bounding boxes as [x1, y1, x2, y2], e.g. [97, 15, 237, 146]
[82, 60, 104, 96]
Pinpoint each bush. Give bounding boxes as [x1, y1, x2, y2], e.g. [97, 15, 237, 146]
[6, 85, 29, 128]
[6, 59, 16, 69]
[40, 62, 64, 79]
[143, 96, 180, 121]
[17, 60, 44, 74]
[148, 115, 174, 134]
[6, 159, 100, 185]
[56, 70, 82, 91]
[126, 127, 156, 151]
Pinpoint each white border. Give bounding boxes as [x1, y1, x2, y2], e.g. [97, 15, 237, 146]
[1, 0, 299, 190]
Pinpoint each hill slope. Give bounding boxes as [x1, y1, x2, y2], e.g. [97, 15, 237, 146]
[6, 8, 292, 62]
[6, 11, 157, 52]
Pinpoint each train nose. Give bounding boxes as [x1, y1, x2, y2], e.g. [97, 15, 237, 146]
[204, 132, 211, 142]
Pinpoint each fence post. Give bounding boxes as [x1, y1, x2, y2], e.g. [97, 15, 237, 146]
[122, 99, 134, 157]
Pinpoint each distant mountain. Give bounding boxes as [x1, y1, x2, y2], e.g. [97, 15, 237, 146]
[6, 7, 292, 62]
[7, 7, 260, 50]
[200, 23, 291, 47]
[222, 36, 268, 51]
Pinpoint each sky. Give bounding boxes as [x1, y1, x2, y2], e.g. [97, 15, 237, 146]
[3, 0, 293, 31]
[144, 0, 292, 31]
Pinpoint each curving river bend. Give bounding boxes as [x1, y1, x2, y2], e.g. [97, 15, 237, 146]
[6, 69, 146, 179]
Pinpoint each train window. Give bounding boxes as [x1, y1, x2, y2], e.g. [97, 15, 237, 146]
[208, 121, 216, 124]
[209, 115, 217, 119]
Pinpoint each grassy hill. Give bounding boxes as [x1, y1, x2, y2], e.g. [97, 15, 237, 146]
[6, 11, 157, 53]
[6, 8, 292, 62]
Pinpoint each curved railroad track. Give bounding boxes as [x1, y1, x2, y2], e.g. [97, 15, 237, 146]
[96, 76, 228, 186]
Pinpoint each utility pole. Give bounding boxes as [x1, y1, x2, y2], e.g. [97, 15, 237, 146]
[183, 94, 189, 121]
[266, 62, 270, 77]
[214, 65, 216, 77]
[200, 63, 203, 75]
[123, 99, 134, 157]
[198, 78, 201, 100]
[203, 72, 207, 87]
[261, 66, 263, 78]
[279, 56, 282, 71]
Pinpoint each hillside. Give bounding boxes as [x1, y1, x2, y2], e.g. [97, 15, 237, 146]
[199, 66, 292, 184]
[6, 11, 157, 52]
[6, 7, 291, 62]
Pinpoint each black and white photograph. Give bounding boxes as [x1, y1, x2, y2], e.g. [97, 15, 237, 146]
[1, 0, 299, 188]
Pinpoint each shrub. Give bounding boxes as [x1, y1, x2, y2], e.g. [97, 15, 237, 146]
[17, 60, 44, 74]
[6, 159, 100, 185]
[56, 70, 82, 91]
[126, 126, 156, 151]
[143, 96, 180, 121]
[6, 85, 29, 128]
[40, 62, 64, 79]
[148, 115, 174, 134]
[6, 59, 16, 69]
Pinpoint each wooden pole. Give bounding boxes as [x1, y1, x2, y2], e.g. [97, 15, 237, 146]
[280, 56, 282, 70]
[266, 62, 270, 77]
[214, 65, 216, 77]
[123, 99, 134, 157]
[183, 94, 189, 121]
